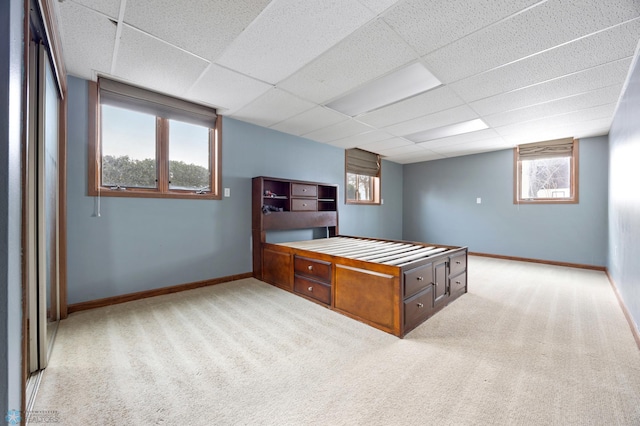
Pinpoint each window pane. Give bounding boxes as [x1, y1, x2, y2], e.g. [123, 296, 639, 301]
[101, 104, 157, 188]
[520, 157, 571, 199]
[168, 120, 210, 191]
[347, 173, 357, 199]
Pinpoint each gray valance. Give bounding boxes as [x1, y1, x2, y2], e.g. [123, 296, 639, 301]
[517, 138, 574, 160]
[98, 77, 217, 127]
[346, 148, 380, 177]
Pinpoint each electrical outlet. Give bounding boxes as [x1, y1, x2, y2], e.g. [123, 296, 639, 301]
[476, 197, 482, 204]
[224, 188, 230, 197]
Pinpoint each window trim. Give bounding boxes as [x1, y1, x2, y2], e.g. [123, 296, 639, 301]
[88, 80, 222, 200]
[513, 139, 579, 204]
[345, 148, 381, 205]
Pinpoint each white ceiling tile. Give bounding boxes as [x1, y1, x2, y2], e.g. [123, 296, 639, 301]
[56, 1, 116, 80]
[304, 119, 374, 143]
[494, 103, 617, 140]
[468, 58, 632, 115]
[382, 0, 540, 56]
[430, 138, 511, 156]
[216, 0, 375, 84]
[383, 105, 479, 137]
[450, 18, 640, 102]
[230, 88, 316, 128]
[187, 65, 272, 113]
[123, 0, 270, 61]
[424, 0, 640, 83]
[500, 118, 612, 145]
[327, 130, 396, 149]
[114, 25, 210, 95]
[359, 137, 412, 152]
[70, 0, 121, 18]
[384, 149, 445, 164]
[357, 86, 465, 127]
[376, 143, 423, 157]
[417, 129, 502, 149]
[269, 107, 348, 136]
[358, 0, 402, 14]
[278, 19, 418, 103]
[482, 84, 623, 128]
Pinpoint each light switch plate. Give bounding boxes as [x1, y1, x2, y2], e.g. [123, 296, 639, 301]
[224, 188, 230, 197]
[476, 197, 481, 204]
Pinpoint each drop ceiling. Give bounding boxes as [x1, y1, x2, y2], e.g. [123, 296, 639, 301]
[53, 0, 640, 164]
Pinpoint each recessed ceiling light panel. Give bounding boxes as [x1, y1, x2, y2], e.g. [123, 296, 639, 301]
[326, 62, 442, 117]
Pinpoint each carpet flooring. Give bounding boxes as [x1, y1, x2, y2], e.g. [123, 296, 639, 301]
[32, 256, 640, 425]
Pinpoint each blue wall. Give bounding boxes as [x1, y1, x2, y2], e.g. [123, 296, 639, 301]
[608, 49, 640, 333]
[66, 76, 403, 304]
[0, 0, 24, 415]
[402, 137, 609, 266]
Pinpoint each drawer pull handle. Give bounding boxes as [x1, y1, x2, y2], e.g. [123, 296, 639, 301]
[417, 303, 424, 308]
[456, 261, 461, 264]
[308, 286, 313, 292]
[417, 276, 424, 281]
[308, 265, 313, 271]
[456, 281, 461, 285]
[302, 188, 307, 191]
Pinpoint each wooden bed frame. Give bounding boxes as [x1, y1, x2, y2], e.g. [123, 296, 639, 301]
[252, 176, 468, 337]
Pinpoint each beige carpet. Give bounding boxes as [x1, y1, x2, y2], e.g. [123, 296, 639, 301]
[33, 257, 640, 425]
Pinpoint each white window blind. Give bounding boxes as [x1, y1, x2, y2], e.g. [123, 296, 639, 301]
[517, 138, 574, 160]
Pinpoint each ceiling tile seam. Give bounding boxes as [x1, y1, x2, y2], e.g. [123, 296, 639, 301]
[302, 119, 378, 141]
[376, 103, 480, 132]
[268, 106, 350, 133]
[273, 16, 406, 90]
[109, 0, 127, 75]
[493, 100, 619, 127]
[492, 110, 617, 139]
[481, 82, 625, 118]
[233, 13, 386, 88]
[117, 22, 213, 65]
[438, 16, 640, 89]
[354, 134, 414, 150]
[610, 35, 640, 127]
[418, 134, 503, 151]
[452, 55, 635, 108]
[394, 0, 549, 57]
[315, 20, 427, 110]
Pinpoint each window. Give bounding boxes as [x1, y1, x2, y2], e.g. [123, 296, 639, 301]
[345, 148, 381, 204]
[89, 78, 221, 199]
[514, 138, 578, 204]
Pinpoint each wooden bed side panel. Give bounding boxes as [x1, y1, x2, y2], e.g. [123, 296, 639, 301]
[334, 264, 401, 336]
[262, 247, 293, 291]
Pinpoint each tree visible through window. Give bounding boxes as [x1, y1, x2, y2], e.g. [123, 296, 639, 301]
[515, 138, 578, 204]
[89, 78, 221, 199]
[345, 148, 381, 204]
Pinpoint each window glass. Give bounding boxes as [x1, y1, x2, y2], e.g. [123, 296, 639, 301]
[347, 172, 376, 202]
[168, 120, 210, 191]
[520, 157, 571, 199]
[101, 104, 156, 188]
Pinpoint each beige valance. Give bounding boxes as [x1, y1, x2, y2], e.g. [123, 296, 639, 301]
[98, 77, 217, 127]
[517, 138, 574, 160]
[346, 148, 380, 177]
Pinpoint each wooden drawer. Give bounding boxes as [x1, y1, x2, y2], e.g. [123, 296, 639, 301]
[294, 256, 331, 283]
[404, 286, 433, 329]
[450, 272, 467, 294]
[291, 183, 317, 197]
[403, 262, 432, 298]
[294, 276, 331, 305]
[291, 198, 317, 211]
[450, 252, 467, 277]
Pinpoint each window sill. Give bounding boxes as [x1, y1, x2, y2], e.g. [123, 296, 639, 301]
[88, 188, 221, 200]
